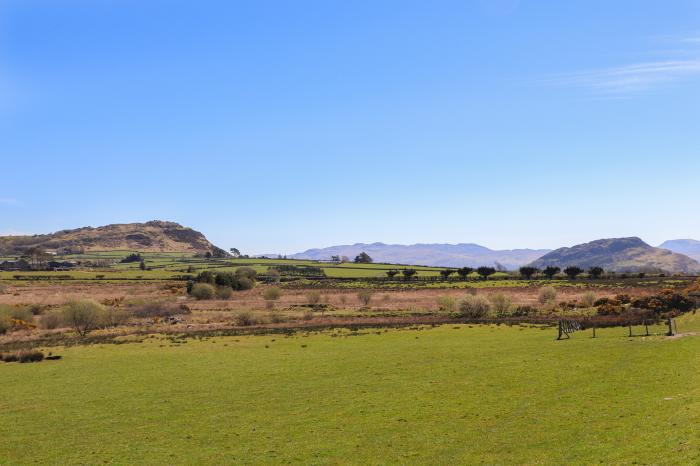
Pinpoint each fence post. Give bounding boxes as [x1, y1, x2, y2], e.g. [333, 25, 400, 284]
[666, 317, 674, 336]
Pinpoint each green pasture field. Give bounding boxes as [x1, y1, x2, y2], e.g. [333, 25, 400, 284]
[1, 315, 699, 464]
[1, 252, 695, 291]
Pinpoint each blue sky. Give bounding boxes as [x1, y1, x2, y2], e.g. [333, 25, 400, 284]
[1, 0, 699, 254]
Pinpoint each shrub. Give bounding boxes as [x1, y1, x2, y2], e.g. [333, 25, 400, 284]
[39, 311, 64, 330]
[538, 286, 558, 305]
[581, 292, 597, 308]
[0, 313, 11, 335]
[120, 253, 142, 263]
[0, 352, 19, 362]
[129, 300, 189, 318]
[235, 267, 257, 280]
[236, 277, 255, 291]
[513, 305, 537, 317]
[17, 350, 44, 363]
[489, 293, 513, 317]
[0, 283, 6, 294]
[597, 303, 625, 316]
[0, 305, 34, 323]
[266, 268, 281, 283]
[263, 287, 282, 309]
[1, 350, 45, 363]
[101, 307, 131, 327]
[214, 272, 237, 288]
[190, 283, 216, 300]
[27, 304, 44, 316]
[306, 290, 321, 305]
[62, 299, 104, 337]
[458, 295, 491, 318]
[357, 289, 373, 307]
[216, 286, 234, 300]
[437, 296, 457, 313]
[268, 311, 285, 323]
[234, 310, 259, 326]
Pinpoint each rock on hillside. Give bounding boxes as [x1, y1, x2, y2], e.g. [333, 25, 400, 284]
[0, 221, 225, 255]
[529, 237, 700, 274]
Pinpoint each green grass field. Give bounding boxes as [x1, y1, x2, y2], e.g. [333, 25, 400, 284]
[2, 315, 699, 464]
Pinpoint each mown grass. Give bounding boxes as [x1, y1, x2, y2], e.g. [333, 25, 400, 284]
[1, 319, 698, 465]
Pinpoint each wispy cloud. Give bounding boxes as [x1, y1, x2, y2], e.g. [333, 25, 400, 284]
[552, 36, 700, 95]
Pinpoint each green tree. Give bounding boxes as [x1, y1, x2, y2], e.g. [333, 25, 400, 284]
[518, 266, 539, 279]
[402, 268, 417, 280]
[564, 266, 584, 280]
[457, 267, 474, 279]
[476, 267, 496, 280]
[542, 266, 561, 279]
[386, 269, 399, 279]
[588, 266, 604, 279]
[354, 252, 373, 264]
[440, 269, 455, 280]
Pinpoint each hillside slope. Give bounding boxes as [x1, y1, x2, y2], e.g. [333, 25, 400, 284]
[290, 242, 550, 269]
[530, 237, 700, 273]
[0, 221, 222, 255]
[658, 239, 700, 262]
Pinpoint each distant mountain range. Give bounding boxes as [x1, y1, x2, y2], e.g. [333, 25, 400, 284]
[0, 221, 224, 256]
[3, 220, 699, 274]
[658, 239, 700, 262]
[289, 243, 552, 269]
[530, 237, 700, 274]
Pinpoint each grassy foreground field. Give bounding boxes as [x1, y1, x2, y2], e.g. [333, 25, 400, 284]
[2, 319, 699, 464]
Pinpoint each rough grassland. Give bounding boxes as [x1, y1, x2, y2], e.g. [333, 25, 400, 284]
[1, 322, 699, 465]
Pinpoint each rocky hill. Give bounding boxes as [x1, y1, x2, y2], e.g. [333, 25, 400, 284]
[658, 239, 700, 262]
[290, 242, 551, 269]
[0, 221, 225, 255]
[529, 237, 700, 274]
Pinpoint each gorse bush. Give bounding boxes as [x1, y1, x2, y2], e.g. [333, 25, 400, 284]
[262, 287, 282, 301]
[357, 289, 373, 307]
[538, 286, 558, 306]
[190, 283, 216, 300]
[0, 305, 34, 324]
[306, 290, 321, 305]
[62, 299, 104, 337]
[216, 286, 234, 300]
[39, 311, 64, 330]
[437, 296, 457, 313]
[581, 292, 597, 308]
[458, 295, 490, 318]
[18, 350, 44, 363]
[234, 310, 262, 326]
[263, 287, 282, 309]
[101, 307, 131, 327]
[489, 293, 513, 317]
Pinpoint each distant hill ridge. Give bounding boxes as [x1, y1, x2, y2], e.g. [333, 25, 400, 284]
[529, 237, 700, 274]
[658, 239, 700, 262]
[290, 242, 551, 269]
[0, 221, 223, 255]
